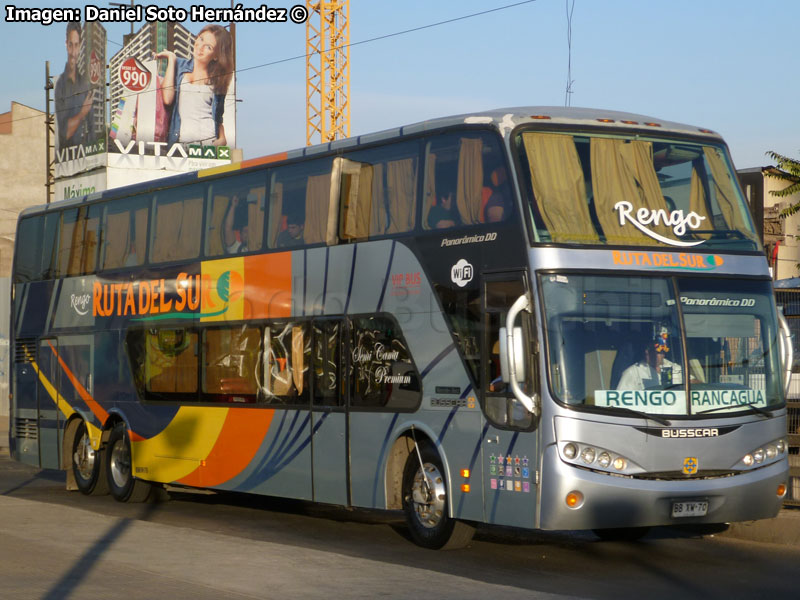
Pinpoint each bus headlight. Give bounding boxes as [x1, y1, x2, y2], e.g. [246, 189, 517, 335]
[563, 443, 578, 460]
[558, 442, 638, 475]
[739, 437, 787, 470]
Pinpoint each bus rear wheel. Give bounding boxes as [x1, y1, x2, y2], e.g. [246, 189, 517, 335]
[72, 421, 109, 496]
[106, 424, 153, 503]
[402, 443, 474, 550]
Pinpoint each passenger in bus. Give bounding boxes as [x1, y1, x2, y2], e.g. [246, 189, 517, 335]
[427, 192, 458, 229]
[482, 166, 510, 223]
[276, 214, 305, 247]
[617, 332, 683, 390]
[224, 195, 249, 253]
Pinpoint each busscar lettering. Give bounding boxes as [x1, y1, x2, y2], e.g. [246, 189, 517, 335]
[661, 428, 719, 438]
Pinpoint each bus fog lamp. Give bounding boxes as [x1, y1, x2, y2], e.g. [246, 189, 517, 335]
[581, 447, 596, 464]
[753, 449, 765, 464]
[565, 491, 584, 509]
[563, 443, 578, 460]
[597, 452, 611, 468]
[766, 445, 777, 460]
[742, 454, 754, 467]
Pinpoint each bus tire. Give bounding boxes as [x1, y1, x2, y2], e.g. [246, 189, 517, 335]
[106, 424, 152, 503]
[402, 443, 474, 550]
[593, 527, 650, 542]
[72, 420, 109, 496]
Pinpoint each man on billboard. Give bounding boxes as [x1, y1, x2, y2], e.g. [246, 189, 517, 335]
[55, 22, 93, 153]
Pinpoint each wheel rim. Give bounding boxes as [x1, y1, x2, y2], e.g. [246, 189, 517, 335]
[409, 462, 447, 529]
[73, 431, 96, 482]
[109, 437, 131, 489]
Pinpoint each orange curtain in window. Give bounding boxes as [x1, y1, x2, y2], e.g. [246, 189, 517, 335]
[591, 138, 670, 244]
[456, 138, 484, 225]
[103, 212, 130, 269]
[386, 158, 416, 233]
[423, 153, 436, 230]
[152, 202, 182, 262]
[522, 132, 598, 243]
[370, 163, 387, 236]
[305, 173, 331, 244]
[247, 188, 266, 249]
[689, 164, 713, 226]
[268, 182, 283, 248]
[704, 147, 747, 232]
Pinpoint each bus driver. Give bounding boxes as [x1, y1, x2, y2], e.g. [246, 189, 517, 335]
[617, 330, 683, 390]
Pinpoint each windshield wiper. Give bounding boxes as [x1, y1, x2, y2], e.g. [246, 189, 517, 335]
[696, 401, 773, 418]
[599, 405, 672, 426]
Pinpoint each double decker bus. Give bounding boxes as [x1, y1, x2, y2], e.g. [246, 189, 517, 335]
[9, 107, 792, 548]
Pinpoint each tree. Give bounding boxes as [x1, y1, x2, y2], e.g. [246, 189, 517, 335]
[766, 151, 800, 216]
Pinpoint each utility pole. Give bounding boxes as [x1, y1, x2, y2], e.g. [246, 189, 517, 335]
[44, 61, 54, 204]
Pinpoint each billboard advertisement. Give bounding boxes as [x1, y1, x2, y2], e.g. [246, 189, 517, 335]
[54, 21, 107, 178]
[108, 22, 236, 174]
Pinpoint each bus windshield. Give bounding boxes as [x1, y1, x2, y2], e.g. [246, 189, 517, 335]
[540, 274, 783, 417]
[515, 130, 760, 251]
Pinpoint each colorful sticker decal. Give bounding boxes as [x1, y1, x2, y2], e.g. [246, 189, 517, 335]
[523, 482, 531, 493]
[683, 457, 699, 475]
[491, 478, 498, 490]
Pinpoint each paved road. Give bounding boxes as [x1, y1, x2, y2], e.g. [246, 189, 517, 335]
[1, 454, 800, 600]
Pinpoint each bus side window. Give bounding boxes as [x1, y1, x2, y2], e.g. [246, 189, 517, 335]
[423, 132, 507, 230]
[350, 315, 420, 410]
[151, 184, 206, 263]
[125, 328, 199, 401]
[13, 216, 45, 282]
[206, 172, 267, 257]
[61, 205, 102, 276]
[263, 322, 310, 404]
[268, 158, 333, 249]
[338, 141, 418, 240]
[101, 196, 149, 270]
[203, 325, 262, 403]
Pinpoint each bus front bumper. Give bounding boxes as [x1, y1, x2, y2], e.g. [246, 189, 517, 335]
[538, 445, 788, 531]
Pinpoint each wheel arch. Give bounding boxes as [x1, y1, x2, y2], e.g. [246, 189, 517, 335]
[384, 422, 453, 512]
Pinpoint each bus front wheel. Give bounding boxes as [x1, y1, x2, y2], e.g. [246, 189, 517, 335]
[72, 420, 109, 496]
[402, 443, 474, 550]
[106, 424, 153, 503]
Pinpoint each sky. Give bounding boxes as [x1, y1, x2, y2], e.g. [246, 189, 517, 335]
[1, 0, 798, 170]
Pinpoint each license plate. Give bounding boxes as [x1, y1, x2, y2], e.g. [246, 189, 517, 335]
[671, 500, 708, 518]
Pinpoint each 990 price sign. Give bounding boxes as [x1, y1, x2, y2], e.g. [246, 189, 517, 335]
[119, 57, 151, 92]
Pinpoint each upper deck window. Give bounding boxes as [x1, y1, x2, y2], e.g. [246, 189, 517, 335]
[515, 131, 759, 251]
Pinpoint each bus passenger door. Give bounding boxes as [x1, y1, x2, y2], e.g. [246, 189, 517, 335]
[481, 273, 538, 529]
[36, 338, 62, 470]
[310, 318, 349, 506]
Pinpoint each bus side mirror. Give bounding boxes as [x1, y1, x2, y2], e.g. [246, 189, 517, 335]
[498, 326, 525, 384]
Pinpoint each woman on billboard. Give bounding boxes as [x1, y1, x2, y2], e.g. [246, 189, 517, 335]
[156, 24, 233, 146]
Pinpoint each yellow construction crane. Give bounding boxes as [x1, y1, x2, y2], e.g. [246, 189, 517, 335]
[306, 0, 350, 146]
